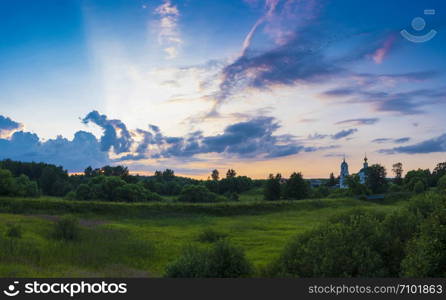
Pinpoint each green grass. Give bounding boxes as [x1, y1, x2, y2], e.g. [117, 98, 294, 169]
[0, 195, 409, 277]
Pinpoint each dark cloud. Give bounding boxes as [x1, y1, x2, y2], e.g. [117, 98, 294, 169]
[82, 111, 133, 154]
[331, 128, 358, 140]
[379, 134, 446, 154]
[335, 118, 379, 126]
[372, 137, 410, 144]
[159, 116, 306, 159]
[82, 112, 310, 160]
[323, 86, 445, 115]
[214, 29, 343, 111]
[0, 115, 22, 137]
[0, 111, 345, 171]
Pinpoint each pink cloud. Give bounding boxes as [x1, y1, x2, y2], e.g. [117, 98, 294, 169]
[372, 35, 396, 64]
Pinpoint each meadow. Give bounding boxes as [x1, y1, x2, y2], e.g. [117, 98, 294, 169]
[0, 192, 409, 277]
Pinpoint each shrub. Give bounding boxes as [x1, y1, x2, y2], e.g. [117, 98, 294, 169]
[197, 228, 228, 243]
[401, 208, 446, 277]
[178, 185, 217, 203]
[64, 191, 77, 200]
[413, 181, 425, 194]
[165, 241, 252, 278]
[165, 246, 209, 278]
[5, 223, 22, 239]
[407, 192, 442, 219]
[205, 241, 253, 278]
[277, 210, 389, 277]
[224, 191, 239, 202]
[53, 216, 81, 241]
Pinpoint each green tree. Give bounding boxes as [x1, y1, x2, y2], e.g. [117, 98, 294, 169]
[432, 162, 446, 186]
[178, 185, 217, 203]
[438, 175, 446, 192]
[211, 169, 219, 181]
[0, 169, 16, 196]
[75, 184, 91, 200]
[392, 162, 403, 185]
[226, 169, 237, 179]
[284, 172, 309, 200]
[116, 183, 150, 202]
[162, 169, 175, 180]
[346, 174, 369, 196]
[15, 174, 39, 197]
[39, 166, 58, 195]
[264, 173, 282, 201]
[327, 172, 336, 187]
[366, 164, 388, 194]
[404, 169, 431, 191]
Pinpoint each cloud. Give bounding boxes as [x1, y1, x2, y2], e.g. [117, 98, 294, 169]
[82, 111, 312, 160]
[0, 115, 22, 138]
[0, 111, 359, 171]
[307, 128, 358, 141]
[0, 129, 109, 171]
[322, 85, 445, 115]
[379, 134, 446, 155]
[370, 34, 397, 64]
[154, 0, 181, 59]
[208, 0, 334, 112]
[307, 133, 329, 140]
[335, 118, 379, 126]
[331, 128, 358, 140]
[82, 110, 133, 154]
[372, 137, 410, 144]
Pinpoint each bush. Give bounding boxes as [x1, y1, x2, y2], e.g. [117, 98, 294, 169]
[407, 192, 442, 219]
[224, 191, 239, 202]
[178, 185, 217, 203]
[165, 246, 209, 278]
[53, 216, 81, 241]
[205, 241, 253, 278]
[277, 210, 390, 277]
[5, 223, 22, 239]
[197, 228, 228, 243]
[165, 241, 252, 278]
[64, 191, 77, 200]
[401, 207, 446, 277]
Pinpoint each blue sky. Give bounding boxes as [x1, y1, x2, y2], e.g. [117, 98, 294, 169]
[1, 0, 445, 178]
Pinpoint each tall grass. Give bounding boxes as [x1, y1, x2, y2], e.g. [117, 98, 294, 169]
[0, 196, 371, 218]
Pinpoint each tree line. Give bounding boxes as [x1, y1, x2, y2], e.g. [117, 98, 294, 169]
[1, 159, 446, 203]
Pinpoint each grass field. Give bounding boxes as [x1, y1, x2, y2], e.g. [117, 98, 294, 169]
[0, 194, 410, 277]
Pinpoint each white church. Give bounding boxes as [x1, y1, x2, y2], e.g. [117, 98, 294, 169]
[339, 156, 369, 189]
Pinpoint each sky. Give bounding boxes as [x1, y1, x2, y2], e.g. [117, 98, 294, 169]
[1, 0, 446, 179]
